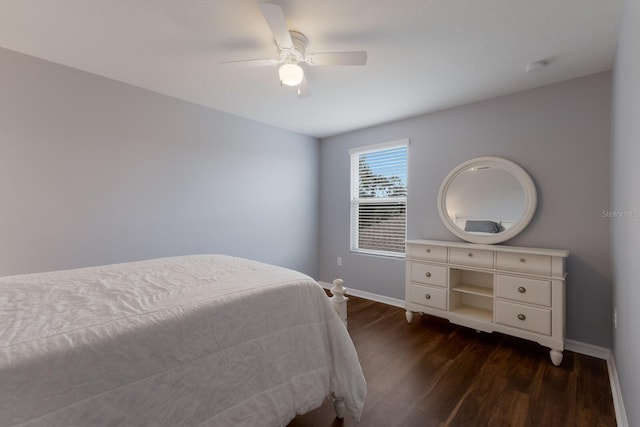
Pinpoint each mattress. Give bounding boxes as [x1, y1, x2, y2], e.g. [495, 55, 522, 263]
[0, 255, 366, 426]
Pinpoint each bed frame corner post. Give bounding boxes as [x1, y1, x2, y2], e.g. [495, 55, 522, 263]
[330, 279, 348, 327]
[333, 395, 347, 419]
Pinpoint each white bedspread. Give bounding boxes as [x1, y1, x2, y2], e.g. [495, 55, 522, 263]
[0, 255, 366, 426]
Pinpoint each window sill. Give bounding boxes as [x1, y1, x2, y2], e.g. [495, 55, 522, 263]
[350, 249, 405, 259]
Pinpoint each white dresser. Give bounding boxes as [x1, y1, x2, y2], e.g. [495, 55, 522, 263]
[405, 239, 569, 365]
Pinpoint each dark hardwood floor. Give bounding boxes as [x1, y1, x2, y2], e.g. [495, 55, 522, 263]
[289, 296, 616, 427]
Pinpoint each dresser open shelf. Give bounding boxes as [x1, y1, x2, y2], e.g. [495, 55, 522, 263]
[405, 239, 569, 365]
[451, 283, 492, 297]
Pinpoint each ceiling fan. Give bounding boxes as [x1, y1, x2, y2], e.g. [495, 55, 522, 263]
[219, 2, 368, 97]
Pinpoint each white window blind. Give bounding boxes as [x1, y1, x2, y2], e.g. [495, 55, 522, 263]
[350, 140, 408, 257]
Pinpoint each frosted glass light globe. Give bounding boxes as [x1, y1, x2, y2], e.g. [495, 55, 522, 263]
[279, 63, 304, 86]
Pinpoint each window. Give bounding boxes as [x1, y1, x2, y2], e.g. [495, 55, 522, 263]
[350, 140, 408, 257]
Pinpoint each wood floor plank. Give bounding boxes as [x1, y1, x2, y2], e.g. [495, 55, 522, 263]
[485, 388, 530, 427]
[361, 350, 452, 427]
[289, 296, 616, 427]
[498, 336, 547, 394]
[445, 368, 509, 425]
[400, 409, 445, 427]
[526, 363, 579, 427]
[576, 354, 616, 417]
[416, 335, 498, 422]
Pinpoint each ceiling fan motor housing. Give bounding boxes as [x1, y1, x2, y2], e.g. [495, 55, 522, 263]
[289, 31, 308, 54]
[279, 31, 308, 64]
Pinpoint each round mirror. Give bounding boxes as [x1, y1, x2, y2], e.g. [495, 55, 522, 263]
[437, 156, 537, 244]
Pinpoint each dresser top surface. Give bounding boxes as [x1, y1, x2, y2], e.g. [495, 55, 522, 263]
[406, 239, 569, 258]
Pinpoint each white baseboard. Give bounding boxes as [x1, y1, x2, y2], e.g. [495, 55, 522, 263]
[564, 339, 611, 360]
[319, 281, 404, 308]
[320, 283, 628, 425]
[606, 355, 629, 427]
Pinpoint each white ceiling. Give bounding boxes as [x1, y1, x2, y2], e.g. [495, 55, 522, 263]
[0, 0, 623, 138]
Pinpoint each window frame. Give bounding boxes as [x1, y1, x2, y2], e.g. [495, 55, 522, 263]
[349, 139, 409, 258]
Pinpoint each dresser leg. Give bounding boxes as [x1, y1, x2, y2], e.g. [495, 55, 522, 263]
[549, 349, 563, 366]
[405, 310, 413, 323]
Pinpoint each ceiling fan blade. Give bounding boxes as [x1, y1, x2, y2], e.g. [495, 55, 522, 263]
[297, 76, 310, 98]
[218, 58, 279, 68]
[258, 3, 293, 49]
[305, 51, 368, 66]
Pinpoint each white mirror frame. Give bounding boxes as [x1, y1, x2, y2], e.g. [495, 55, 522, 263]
[437, 156, 537, 244]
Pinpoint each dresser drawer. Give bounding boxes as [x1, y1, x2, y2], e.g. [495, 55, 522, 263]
[407, 244, 447, 262]
[495, 300, 551, 335]
[496, 275, 551, 307]
[449, 247, 494, 269]
[496, 252, 551, 276]
[408, 283, 447, 310]
[410, 263, 447, 287]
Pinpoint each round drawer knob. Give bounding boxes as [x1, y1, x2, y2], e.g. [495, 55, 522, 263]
[425, 294, 431, 300]
[426, 249, 431, 253]
[517, 314, 526, 321]
[425, 272, 431, 278]
[518, 286, 526, 293]
[519, 258, 526, 263]
[468, 253, 474, 257]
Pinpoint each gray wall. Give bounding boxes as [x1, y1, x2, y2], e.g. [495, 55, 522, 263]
[612, 0, 640, 423]
[319, 72, 612, 348]
[0, 47, 319, 277]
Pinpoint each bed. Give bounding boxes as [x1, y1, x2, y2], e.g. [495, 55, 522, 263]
[0, 254, 366, 426]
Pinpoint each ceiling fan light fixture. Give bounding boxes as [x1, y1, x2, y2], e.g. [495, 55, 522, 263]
[279, 63, 304, 86]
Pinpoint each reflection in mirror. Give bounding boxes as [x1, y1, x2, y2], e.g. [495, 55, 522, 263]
[437, 157, 537, 244]
[445, 166, 525, 235]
